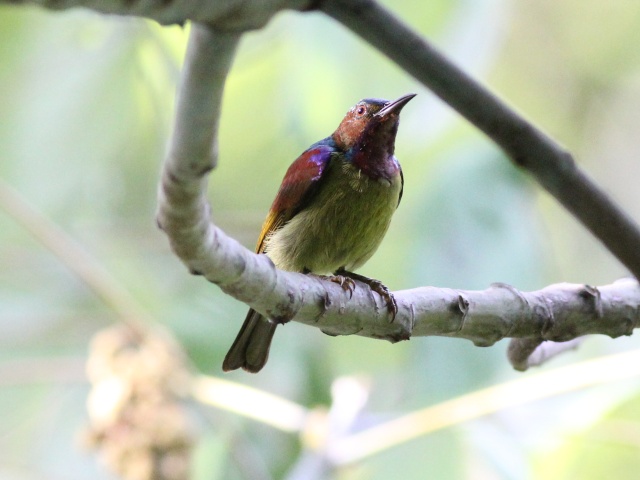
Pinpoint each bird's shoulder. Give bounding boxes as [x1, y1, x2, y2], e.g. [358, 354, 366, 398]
[255, 138, 340, 253]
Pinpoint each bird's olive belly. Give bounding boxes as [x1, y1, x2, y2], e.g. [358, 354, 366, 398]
[264, 162, 401, 273]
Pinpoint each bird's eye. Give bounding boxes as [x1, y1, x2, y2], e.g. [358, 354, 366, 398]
[356, 105, 366, 116]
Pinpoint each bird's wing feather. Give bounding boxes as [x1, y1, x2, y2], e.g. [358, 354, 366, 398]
[255, 143, 335, 253]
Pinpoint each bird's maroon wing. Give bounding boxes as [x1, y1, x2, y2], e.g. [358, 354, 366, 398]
[255, 143, 335, 253]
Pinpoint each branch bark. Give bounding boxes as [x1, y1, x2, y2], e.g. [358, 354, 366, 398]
[508, 338, 583, 372]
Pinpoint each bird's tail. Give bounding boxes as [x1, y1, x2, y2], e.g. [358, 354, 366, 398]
[222, 308, 277, 373]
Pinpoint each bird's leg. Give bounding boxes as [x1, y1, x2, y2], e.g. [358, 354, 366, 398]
[334, 268, 398, 319]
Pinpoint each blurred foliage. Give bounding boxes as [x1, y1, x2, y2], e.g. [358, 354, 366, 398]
[2, 0, 640, 479]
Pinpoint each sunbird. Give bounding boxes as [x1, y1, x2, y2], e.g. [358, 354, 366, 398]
[223, 94, 416, 373]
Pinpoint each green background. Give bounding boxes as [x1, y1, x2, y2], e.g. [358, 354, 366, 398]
[2, 0, 640, 478]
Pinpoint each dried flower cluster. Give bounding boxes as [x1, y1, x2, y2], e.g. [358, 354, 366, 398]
[82, 325, 195, 480]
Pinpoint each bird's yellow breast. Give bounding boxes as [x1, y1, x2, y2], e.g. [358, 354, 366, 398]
[264, 159, 402, 273]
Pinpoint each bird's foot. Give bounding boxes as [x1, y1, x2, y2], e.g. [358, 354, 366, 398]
[335, 269, 398, 320]
[318, 274, 356, 298]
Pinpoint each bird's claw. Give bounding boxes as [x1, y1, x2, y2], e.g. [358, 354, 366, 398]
[333, 270, 397, 320]
[319, 274, 356, 298]
[368, 280, 398, 320]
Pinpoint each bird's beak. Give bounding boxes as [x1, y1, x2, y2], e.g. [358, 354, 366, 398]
[375, 93, 417, 118]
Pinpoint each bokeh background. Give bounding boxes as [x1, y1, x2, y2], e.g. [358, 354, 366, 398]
[2, 0, 640, 478]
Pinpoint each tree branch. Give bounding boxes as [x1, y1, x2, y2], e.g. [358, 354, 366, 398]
[408, 279, 640, 345]
[508, 338, 583, 372]
[0, 180, 152, 331]
[5, 0, 310, 30]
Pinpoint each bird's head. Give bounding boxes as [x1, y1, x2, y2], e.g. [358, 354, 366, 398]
[332, 94, 416, 158]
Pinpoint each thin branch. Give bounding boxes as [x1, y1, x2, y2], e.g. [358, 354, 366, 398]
[508, 338, 583, 371]
[320, 0, 640, 281]
[284, 377, 370, 480]
[192, 375, 309, 432]
[326, 346, 640, 466]
[195, 347, 640, 466]
[0, 180, 152, 330]
[9, 347, 640, 471]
